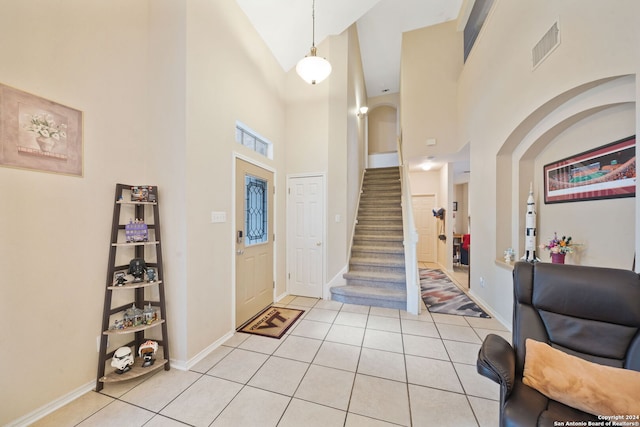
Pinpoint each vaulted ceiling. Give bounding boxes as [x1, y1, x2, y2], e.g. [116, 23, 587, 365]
[235, 0, 464, 96]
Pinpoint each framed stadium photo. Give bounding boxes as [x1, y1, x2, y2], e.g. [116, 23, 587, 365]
[543, 135, 635, 204]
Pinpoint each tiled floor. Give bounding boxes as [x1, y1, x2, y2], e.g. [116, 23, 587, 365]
[34, 289, 509, 426]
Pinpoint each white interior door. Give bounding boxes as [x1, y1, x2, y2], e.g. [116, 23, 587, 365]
[235, 158, 274, 327]
[413, 195, 436, 263]
[287, 175, 324, 298]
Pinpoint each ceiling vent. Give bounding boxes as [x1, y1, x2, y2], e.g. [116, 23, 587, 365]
[532, 21, 560, 69]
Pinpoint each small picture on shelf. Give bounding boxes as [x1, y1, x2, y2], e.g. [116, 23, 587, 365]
[131, 186, 157, 203]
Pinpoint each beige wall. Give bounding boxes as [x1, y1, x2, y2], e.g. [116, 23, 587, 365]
[401, 21, 463, 162]
[368, 105, 398, 153]
[455, 0, 639, 325]
[0, 1, 152, 422]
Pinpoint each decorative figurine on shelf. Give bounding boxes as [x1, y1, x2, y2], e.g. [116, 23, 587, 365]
[124, 303, 144, 327]
[111, 347, 134, 374]
[125, 219, 149, 243]
[521, 183, 541, 263]
[128, 258, 146, 283]
[138, 340, 158, 367]
[114, 272, 128, 286]
[143, 303, 157, 325]
[146, 268, 156, 282]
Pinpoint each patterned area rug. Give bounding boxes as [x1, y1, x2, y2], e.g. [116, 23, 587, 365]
[420, 268, 490, 318]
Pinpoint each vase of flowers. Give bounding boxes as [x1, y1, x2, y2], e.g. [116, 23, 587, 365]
[23, 113, 67, 152]
[541, 232, 573, 264]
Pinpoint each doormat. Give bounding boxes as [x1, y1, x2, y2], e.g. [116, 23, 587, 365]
[238, 306, 305, 339]
[420, 269, 490, 318]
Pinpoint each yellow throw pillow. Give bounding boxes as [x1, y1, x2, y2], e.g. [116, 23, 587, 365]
[523, 339, 640, 417]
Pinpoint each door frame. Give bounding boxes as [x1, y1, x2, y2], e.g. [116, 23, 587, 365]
[232, 152, 277, 329]
[286, 172, 326, 299]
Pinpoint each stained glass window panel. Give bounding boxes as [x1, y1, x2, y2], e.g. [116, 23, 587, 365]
[245, 175, 268, 245]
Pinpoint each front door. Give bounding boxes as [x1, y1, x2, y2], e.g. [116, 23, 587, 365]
[235, 158, 274, 328]
[287, 175, 324, 298]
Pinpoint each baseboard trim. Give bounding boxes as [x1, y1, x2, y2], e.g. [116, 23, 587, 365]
[467, 290, 512, 331]
[182, 330, 235, 371]
[7, 380, 95, 427]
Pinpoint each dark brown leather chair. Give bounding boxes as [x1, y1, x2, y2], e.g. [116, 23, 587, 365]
[477, 261, 640, 426]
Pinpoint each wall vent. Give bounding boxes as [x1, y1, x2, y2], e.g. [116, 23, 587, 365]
[532, 21, 560, 69]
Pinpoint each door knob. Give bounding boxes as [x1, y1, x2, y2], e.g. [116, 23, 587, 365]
[236, 249, 244, 255]
[316, 242, 322, 246]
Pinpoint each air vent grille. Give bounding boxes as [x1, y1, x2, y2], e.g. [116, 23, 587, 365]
[533, 22, 560, 68]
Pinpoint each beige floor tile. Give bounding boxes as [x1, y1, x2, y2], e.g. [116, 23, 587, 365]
[325, 324, 365, 346]
[77, 400, 154, 427]
[314, 299, 343, 310]
[305, 307, 340, 323]
[190, 345, 233, 373]
[369, 307, 400, 318]
[334, 311, 368, 327]
[313, 341, 361, 372]
[120, 369, 201, 412]
[436, 323, 482, 344]
[145, 414, 191, 426]
[403, 334, 450, 360]
[290, 319, 331, 340]
[454, 362, 500, 400]
[349, 374, 411, 426]
[405, 355, 463, 393]
[340, 303, 371, 314]
[443, 340, 482, 365]
[248, 356, 309, 396]
[294, 365, 355, 410]
[207, 348, 269, 384]
[290, 296, 320, 307]
[474, 328, 511, 344]
[465, 316, 509, 331]
[211, 386, 290, 427]
[159, 375, 242, 426]
[98, 373, 152, 399]
[357, 348, 406, 382]
[431, 312, 471, 326]
[468, 396, 500, 427]
[278, 398, 346, 427]
[400, 309, 434, 322]
[367, 315, 401, 332]
[362, 329, 404, 353]
[31, 391, 114, 427]
[408, 384, 477, 427]
[238, 334, 283, 354]
[345, 413, 399, 426]
[401, 318, 441, 337]
[277, 295, 296, 305]
[273, 335, 322, 362]
[222, 332, 250, 348]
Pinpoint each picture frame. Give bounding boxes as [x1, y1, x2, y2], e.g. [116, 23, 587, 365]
[543, 135, 635, 204]
[0, 83, 83, 176]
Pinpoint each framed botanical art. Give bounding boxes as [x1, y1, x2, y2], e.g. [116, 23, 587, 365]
[0, 83, 83, 176]
[543, 135, 635, 204]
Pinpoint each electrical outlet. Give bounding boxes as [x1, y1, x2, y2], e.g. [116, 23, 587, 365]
[480, 277, 485, 288]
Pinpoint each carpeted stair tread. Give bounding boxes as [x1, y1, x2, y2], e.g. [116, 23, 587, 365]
[351, 245, 405, 254]
[331, 285, 406, 300]
[343, 270, 406, 283]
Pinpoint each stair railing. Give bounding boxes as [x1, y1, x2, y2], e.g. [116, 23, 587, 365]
[398, 138, 421, 315]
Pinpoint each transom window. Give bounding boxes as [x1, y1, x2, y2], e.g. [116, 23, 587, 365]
[236, 121, 273, 159]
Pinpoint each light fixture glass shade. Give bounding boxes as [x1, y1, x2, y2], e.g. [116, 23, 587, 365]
[296, 48, 332, 85]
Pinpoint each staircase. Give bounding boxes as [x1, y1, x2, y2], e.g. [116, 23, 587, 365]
[331, 167, 407, 310]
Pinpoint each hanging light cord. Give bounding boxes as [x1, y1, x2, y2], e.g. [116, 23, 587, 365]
[311, 0, 316, 48]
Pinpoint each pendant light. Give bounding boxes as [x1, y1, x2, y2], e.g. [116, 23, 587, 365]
[296, 0, 332, 85]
